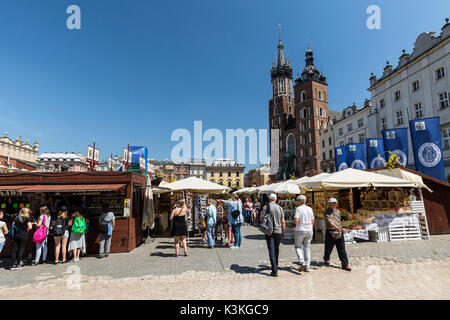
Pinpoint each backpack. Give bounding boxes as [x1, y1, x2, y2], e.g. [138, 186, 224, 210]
[8, 217, 18, 239]
[259, 204, 274, 236]
[99, 214, 110, 234]
[32, 216, 47, 244]
[54, 217, 67, 237]
[71, 217, 86, 234]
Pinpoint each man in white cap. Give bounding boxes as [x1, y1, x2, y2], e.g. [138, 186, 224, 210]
[294, 194, 314, 272]
[323, 198, 351, 271]
[259, 193, 285, 277]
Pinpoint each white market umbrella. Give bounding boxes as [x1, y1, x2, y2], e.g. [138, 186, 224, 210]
[320, 168, 417, 190]
[302, 172, 332, 191]
[259, 181, 301, 195]
[160, 176, 230, 194]
[374, 168, 432, 192]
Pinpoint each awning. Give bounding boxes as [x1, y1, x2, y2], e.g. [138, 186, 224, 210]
[0, 184, 127, 193]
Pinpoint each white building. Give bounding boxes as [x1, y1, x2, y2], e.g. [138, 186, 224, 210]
[188, 158, 207, 180]
[332, 100, 371, 150]
[367, 18, 450, 181]
[318, 110, 341, 173]
[37, 152, 88, 172]
[0, 132, 39, 163]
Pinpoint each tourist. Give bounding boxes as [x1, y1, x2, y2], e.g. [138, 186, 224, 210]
[53, 206, 70, 264]
[243, 197, 253, 225]
[215, 201, 225, 243]
[218, 194, 243, 249]
[169, 199, 188, 257]
[0, 210, 9, 255]
[205, 199, 217, 248]
[222, 203, 234, 246]
[10, 208, 33, 270]
[294, 195, 314, 272]
[259, 193, 285, 277]
[323, 198, 351, 271]
[32, 206, 52, 266]
[98, 204, 116, 258]
[68, 211, 86, 262]
[252, 198, 261, 226]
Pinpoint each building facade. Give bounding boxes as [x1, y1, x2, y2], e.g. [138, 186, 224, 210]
[367, 18, 450, 181]
[173, 162, 190, 180]
[0, 132, 39, 166]
[245, 164, 271, 187]
[333, 100, 371, 149]
[269, 34, 330, 180]
[37, 153, 89, 172]
[318, 110, 341, 173]
[188, 159, 207, 180]
[149, 159, 175, 179]
[207, 159, 245, 187]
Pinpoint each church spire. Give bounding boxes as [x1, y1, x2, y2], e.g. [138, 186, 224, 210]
[270, 24, 292, 81]
[277, 24, 285, 65]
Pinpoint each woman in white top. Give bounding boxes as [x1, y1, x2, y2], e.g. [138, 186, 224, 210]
[33, 206, 52, 265]
[294, 195, 315, 272]
[0, 210, 9, 255]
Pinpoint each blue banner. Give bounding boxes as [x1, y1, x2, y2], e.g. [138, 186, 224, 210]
[129, 146, 148, 174]
[382, 128, 409, 167]
[346, 143, 367, 170]
[409, 117, 445, 181]
[335, 147, 348, 171]
[366, 138, 386, 168]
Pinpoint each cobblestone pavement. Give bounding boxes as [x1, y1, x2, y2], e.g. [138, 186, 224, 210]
[1, 225, 450, 299]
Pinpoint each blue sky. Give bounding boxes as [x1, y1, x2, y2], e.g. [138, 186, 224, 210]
[0, 0, 448, 171]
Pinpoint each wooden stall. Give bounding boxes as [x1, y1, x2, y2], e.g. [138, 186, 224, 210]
[0, 171, 147, 258]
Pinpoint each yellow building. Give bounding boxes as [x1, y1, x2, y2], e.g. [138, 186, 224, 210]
[207, 159, 245, 188]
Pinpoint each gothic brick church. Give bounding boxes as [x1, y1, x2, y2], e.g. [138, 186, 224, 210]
[269, 33, 330, 180]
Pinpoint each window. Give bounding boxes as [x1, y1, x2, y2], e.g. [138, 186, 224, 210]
[289, 106, 292, 114]
[412, 80, 420, 92]
[347, 123, 353, 132]
[219, 172, 223, 177]
[322, 140, 325, 148]
[322, 152, 326, 160]
[329, 137, 332, 145]
[319, 107, 323, 117]
[339, 140, 344, 147]
[443, 128, 450, 149]
[236, 181, 240, 187]
[338, 128, 344, 136]
[381, 117, 387, 130]
[236, 172, 240, 177]
[439, 91, 449, 109]
[228, 172, 231, 177]
[318, 90, 323, 100]
[309, 147, 313, 156]
[273, 107, 277, 116]
[357, 118, 364, 128]
[414, 103, 423, 118]
[218, 180, 223, 185]
[300, 149, 304, 157]
[308, 133, 312, 144]
[436, 67, 445, 80]
[210, 171, 214, 177]
[228, 181, 232, 187]
[394, 90, 401, 101]
[176, 174, 180, 180]
[301, 91, 306, 102]
[308, 120, 311, 129]
[329, 150, 333, 159]
[348, 137, 353, 143]
[302, 108, 307, 118]
[359, 133, 365, 143]
[396, 110, 403, 125]
[379, 99, 385, 108]
[289, 96, 291, 102]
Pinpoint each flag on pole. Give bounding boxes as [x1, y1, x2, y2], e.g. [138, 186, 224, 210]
[346, 143, 367, 170]
[409, 117, 445, 181]
[382, 128, 409, 167]
[366, 138, 386, 168]
[334, 147, 348, 171]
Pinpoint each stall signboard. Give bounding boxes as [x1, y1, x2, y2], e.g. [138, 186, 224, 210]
[382, 127, 409, 167]
[366, 138, 386, 168]
[123, 148, 132, 165]
[86, 145, 100, 167]
[335, 147, 348, 171]
[409, 117, 445, 181]
[346, 143, 367, 170]
[123, 198, 130, 217]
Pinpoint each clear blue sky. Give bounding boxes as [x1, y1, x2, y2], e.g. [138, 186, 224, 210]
[0, 0, 448, 171]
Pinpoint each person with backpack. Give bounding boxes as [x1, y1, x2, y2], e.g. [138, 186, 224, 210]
[32, 206, 52, 266]
[0, 210, 9, 255]
[205, 199, 217, 248]
[218, 194, 244, 249]
[10, 208, 33, 270]
[98, 204, 115, 258]
[53, 206, 70, 264]
[68, 211, 86, 262]
[259, 193, 285, 277]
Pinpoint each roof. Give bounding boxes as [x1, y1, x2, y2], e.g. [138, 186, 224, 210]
[0, 184, 127, 192]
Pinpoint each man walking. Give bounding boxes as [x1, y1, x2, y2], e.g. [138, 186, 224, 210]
[323, 198, 351, 271]
[294, 195, 314, 272]
[260, 193, 285, 277]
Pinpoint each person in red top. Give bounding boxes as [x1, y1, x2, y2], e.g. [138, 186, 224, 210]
[243, 197, 253, 225]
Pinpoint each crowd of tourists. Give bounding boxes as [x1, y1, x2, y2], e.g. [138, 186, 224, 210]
[0, 203, 116, 270]
[169, 193, 351, 277]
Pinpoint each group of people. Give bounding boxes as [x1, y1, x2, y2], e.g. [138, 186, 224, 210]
[169, 192, 351, 277]
[260, 193, 351, 277]
[0, 204, 116, 270]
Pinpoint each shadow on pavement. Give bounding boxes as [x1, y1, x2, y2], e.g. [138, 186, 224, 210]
[229, 263, 300, 276]
[150, 252, 176, 258]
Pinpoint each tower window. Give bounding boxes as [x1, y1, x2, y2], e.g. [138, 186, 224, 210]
[289, 106, 292, 114]
[436, 67, 445, 80]
[301, 91, 306, 102]
[318, 90, 323, 100]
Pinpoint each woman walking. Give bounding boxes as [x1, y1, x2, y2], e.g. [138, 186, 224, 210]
[205, 199, 217, 248]
[252, 198, 261, 226]
[0, 210, 9, 255]
[68, 211, 87, 262]
[169, 199, 188, 257]
[32, 206, 52, 266]
[53, 206, 70, 264]
[294, 195, 314, 272]
[10, 208, 33, 270]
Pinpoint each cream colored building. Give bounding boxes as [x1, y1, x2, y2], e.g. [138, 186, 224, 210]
[207, 159, 245, 188]
[0, 132, 39, 163]
[37, 152, 89, 172]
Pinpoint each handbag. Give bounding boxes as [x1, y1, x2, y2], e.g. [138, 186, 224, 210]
[201, 218, 207, 229]
[32, 216, 47, 244]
